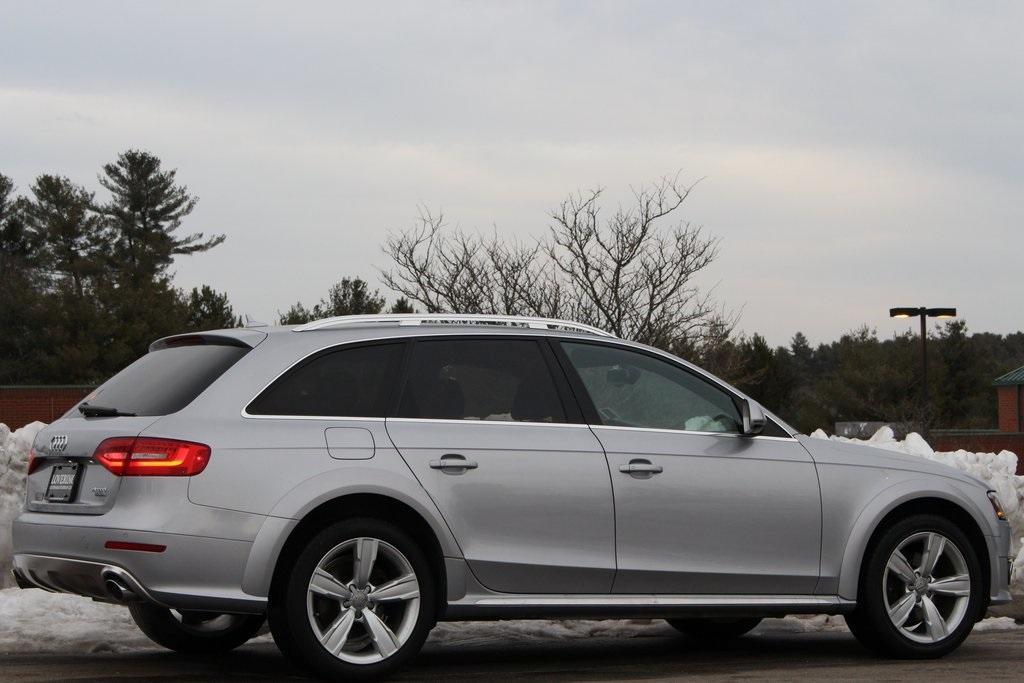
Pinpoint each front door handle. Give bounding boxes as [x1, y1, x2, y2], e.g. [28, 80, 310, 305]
[429, 454, 478, 473]
[619, 459, 663, 477]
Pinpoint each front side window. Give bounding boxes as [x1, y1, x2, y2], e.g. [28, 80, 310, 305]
[397, 339, 566, 423]
[247, 343, 404, 417]
[561, 342, 742, 433]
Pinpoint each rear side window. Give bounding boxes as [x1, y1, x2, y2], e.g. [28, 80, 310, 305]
[397, 339, 566, 423]
[247, 343, 404, 417]
[86, 343, 249, 417]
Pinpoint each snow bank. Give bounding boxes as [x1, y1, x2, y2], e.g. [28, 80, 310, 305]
[0, 588, 154, 653]
[811, 426, 1024, 618]
[1, 421, 44, 589]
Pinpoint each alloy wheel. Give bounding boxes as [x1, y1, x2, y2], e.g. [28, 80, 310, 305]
[883, 531, 971, 644]
[305, 537, 421, 664]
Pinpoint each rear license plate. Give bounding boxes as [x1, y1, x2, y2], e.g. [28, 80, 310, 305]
[46, 463, 81, 503]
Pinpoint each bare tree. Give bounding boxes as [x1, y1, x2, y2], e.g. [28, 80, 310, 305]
[381, 174, 729, 351]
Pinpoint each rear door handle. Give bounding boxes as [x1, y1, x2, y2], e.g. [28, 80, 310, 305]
[429, 454, 478, 472]
[619, 460, 663, 476]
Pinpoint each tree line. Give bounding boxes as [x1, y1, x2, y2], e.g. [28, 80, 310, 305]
[2, 153, 1021, 434]
[0, 151, 235, 385]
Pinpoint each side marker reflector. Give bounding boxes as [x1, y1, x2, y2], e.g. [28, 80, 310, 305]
[104, 541, 167, 553]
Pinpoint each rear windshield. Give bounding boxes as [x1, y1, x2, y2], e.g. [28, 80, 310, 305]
[82, 343, 249, 416]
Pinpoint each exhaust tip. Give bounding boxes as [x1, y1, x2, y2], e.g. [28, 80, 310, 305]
[102, 575, 139, 603]
[104, 578, 125, 601]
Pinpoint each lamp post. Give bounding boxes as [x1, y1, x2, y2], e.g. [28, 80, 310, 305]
[889, 306, 957, 433]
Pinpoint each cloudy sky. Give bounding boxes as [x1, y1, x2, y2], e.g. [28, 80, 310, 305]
[2, 0, 1020, 344]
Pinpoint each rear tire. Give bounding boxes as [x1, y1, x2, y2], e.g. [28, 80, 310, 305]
[666, 617, 762, 639]
[268, 517, 435, 681]
[128, 602, 265, 654]
[845, 513, 984, 659]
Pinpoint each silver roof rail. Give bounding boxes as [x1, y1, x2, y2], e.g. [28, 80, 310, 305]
[292, 313, 614, 337]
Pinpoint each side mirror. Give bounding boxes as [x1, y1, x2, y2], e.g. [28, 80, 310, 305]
[741, 399, 766, 436]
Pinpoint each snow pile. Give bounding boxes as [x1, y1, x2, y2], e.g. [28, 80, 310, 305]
[0, 421, 44, 589]
[0, 588, 154, 653]
[811, 426, 1024, 617]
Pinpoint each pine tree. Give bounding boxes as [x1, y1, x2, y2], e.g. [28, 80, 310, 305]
[97, 150, 224, 284]
[185, 285, 240, 330]
[0, 175, 37, 278]
[278, 277, 387, 324]
[0, 175, 47, 383]
[935, 320, 985, 428]
[790, 332, 812, 370]
[24, 175, 104, 297]
[317, 278, 386, 317]
[278, 302, 315, 325]
[390, 297, 415, 314]
[85, 151, 223, 374]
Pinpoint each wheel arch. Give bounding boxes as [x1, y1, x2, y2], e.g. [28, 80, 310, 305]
[838, 486, 993, 603]
[240, 462, 462, 612]
[264, 492, 450, 619]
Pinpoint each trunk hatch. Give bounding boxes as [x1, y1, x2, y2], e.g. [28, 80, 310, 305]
[24, 335, 253, 515]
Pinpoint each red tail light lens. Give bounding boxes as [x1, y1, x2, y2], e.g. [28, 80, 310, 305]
[27, 448, 40, 475]
[94, 437, 211, 476]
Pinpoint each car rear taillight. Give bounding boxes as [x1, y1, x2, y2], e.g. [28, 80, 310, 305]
[94, 437, 211, 476]
[27, 448, 40, 475]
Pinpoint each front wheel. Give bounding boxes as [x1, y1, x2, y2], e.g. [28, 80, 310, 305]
[268, 518, 435, 681]
[666, 617, 762, 639]
[845, 514, 984, 658]
[128, 602, 265, 654]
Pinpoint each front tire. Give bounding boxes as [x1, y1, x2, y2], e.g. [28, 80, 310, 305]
[268, 518, 435, 681]
[845, 513, 984, 658]
[666, 617, 762, 639]
[127, 602, 265, 654]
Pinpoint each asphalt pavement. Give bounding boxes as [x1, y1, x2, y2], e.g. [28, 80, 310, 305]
[2, 626, 1022, 681]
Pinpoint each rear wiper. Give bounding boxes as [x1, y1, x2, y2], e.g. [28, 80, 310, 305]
[78, 403, 137, 417]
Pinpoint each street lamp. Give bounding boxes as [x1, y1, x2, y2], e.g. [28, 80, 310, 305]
[889, 306, 957, 431]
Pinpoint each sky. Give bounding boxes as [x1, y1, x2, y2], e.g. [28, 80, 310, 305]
[1, 0, 1021, 345]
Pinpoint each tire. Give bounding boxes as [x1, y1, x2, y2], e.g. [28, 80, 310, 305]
[127, 602, 265, 654]
[666, 617, 762, 639]
[268, 517, 435, 681]
[845, 513, 984, 659]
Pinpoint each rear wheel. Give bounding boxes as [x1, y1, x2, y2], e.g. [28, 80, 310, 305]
[128, 602, 265, 654]
[666, 617, 762, 639]
[269, 518, 435, 680]
[845, 514, 983, 658]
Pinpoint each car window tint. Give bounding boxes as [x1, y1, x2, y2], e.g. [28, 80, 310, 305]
[86, 343, 249, 416]
[561, 342, 742, 433]
[398, 339, 566, 423]
[247, 343, 403, 417]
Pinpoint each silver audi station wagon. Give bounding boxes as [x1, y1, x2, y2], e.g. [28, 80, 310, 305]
[12, 315, 1012, 679]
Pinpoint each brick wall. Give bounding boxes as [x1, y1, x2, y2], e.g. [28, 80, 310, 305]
[997, 385, 1020, 432]
[0, 386, 95, 429]
[931, 430, 1024, 474]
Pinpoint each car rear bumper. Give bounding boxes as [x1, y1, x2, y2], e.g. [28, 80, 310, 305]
[12, 519, 267, 614]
